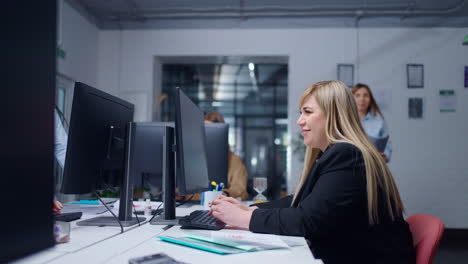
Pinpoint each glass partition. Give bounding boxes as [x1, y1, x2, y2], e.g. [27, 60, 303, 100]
[159, 58, 288, 199]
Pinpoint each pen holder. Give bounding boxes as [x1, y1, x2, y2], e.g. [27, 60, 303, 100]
[201, 191, 223, 210]
[53, 221, 70, 243]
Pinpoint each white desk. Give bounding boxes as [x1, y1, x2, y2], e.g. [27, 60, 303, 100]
[13, 204, 139, 264]
[13, 204, 323, 264]
[104, 225, 322, 264]
[46, 223, 166, 264]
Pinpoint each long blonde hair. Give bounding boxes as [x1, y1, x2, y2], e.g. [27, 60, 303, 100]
[293, 81, 404, 225]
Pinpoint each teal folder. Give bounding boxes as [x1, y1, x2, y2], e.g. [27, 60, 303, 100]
[157, 235, 246, 255]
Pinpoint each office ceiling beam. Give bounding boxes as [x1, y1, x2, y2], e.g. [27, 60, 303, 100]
[107, 0, 466, 20]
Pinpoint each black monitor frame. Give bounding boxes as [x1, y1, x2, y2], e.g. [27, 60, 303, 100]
[128, 122, 165, 194]
[174, 89, 210, 195]
[130, 122, 228, 204]
[62, 82, 144, 227]
[204, 123, 229, 188]
[151, 88, 210, 225]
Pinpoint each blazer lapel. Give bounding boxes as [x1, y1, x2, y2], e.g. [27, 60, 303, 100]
[293, 159, 322, 207]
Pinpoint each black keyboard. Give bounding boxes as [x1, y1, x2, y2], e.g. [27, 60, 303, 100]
[54, 212, 83, 222]
[179, 210, 226, 230]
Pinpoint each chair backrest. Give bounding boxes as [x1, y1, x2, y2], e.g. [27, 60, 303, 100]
[406, 214, 445, 264]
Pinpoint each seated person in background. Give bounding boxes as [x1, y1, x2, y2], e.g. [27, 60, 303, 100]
[204, 112, 249, 201]
[352, 83, 392, 163]
[209, 81, 415, 264]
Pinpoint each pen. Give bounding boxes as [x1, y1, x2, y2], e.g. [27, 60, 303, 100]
[218, 182, 224, 191]
[211, 181, 217, 192]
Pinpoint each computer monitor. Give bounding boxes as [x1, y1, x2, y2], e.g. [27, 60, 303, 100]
[129, 122, 228, 198]
[204, 123, 229, 187]
[127, 122, 168, 199]
[62, 82, 143, 226]
[175, 89, 210, 195]
[151, 88, 210, 225]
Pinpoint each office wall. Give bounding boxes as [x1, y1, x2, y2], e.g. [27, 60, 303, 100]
[97, 27, 468, 228]
[54, 1, 99, 203]
[57, 1, 98, 87]
[357, 28, 468, 229]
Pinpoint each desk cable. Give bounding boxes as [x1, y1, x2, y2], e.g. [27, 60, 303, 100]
[148, 202, 164, 223]
[132, 202, 141, 226]
[95, 192, 124, 233]
[176, 194, 194, 207]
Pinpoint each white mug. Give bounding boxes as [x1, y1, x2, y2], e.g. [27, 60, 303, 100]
[201, 191, 223, 210]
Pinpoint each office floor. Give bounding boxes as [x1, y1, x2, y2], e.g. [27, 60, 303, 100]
[433, 229, 468, 264]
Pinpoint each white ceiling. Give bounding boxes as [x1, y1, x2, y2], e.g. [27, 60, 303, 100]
[67, 0, 468, 29]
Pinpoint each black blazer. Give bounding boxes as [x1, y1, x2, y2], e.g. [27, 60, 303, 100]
[249, 143, 415, 264]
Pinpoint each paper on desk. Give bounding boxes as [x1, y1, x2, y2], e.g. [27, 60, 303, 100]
[183, 229, 290, 251]
[281, 239, 307, 247]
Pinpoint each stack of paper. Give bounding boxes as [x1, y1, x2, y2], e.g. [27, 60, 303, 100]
[157, 229, 291, 255]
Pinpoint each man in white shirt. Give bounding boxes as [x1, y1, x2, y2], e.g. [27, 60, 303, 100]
[54, 110, 67, 168]
[53, 109, 67, 214]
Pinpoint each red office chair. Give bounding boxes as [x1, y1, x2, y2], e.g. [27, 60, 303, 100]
[406, 214, 445, 264]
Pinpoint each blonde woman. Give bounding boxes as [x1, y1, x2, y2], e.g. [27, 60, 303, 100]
[210, 81, 414, 264]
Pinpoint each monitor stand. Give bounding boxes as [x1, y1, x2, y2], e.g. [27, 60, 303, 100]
[77, 124, 146, 227]
[150, 215, 180, 226]
[77, 216, 144, 227]
[151, 126, 179, 225]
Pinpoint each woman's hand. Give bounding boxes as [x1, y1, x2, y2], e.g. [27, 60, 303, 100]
[209, 195, 257, 229]
[380, 152, 388, 163]
[211, 195, 249, 211]
[210, 200, 256, 229]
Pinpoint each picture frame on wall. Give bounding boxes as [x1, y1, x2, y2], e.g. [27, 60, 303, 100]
[337, 64, 354, 87]
[407, 64, 424, 88]
[408, 97, 424, 119]
[439, 90, 456, 112]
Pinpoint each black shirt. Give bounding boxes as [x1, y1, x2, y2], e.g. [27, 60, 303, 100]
[249, 143, 415, 264]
